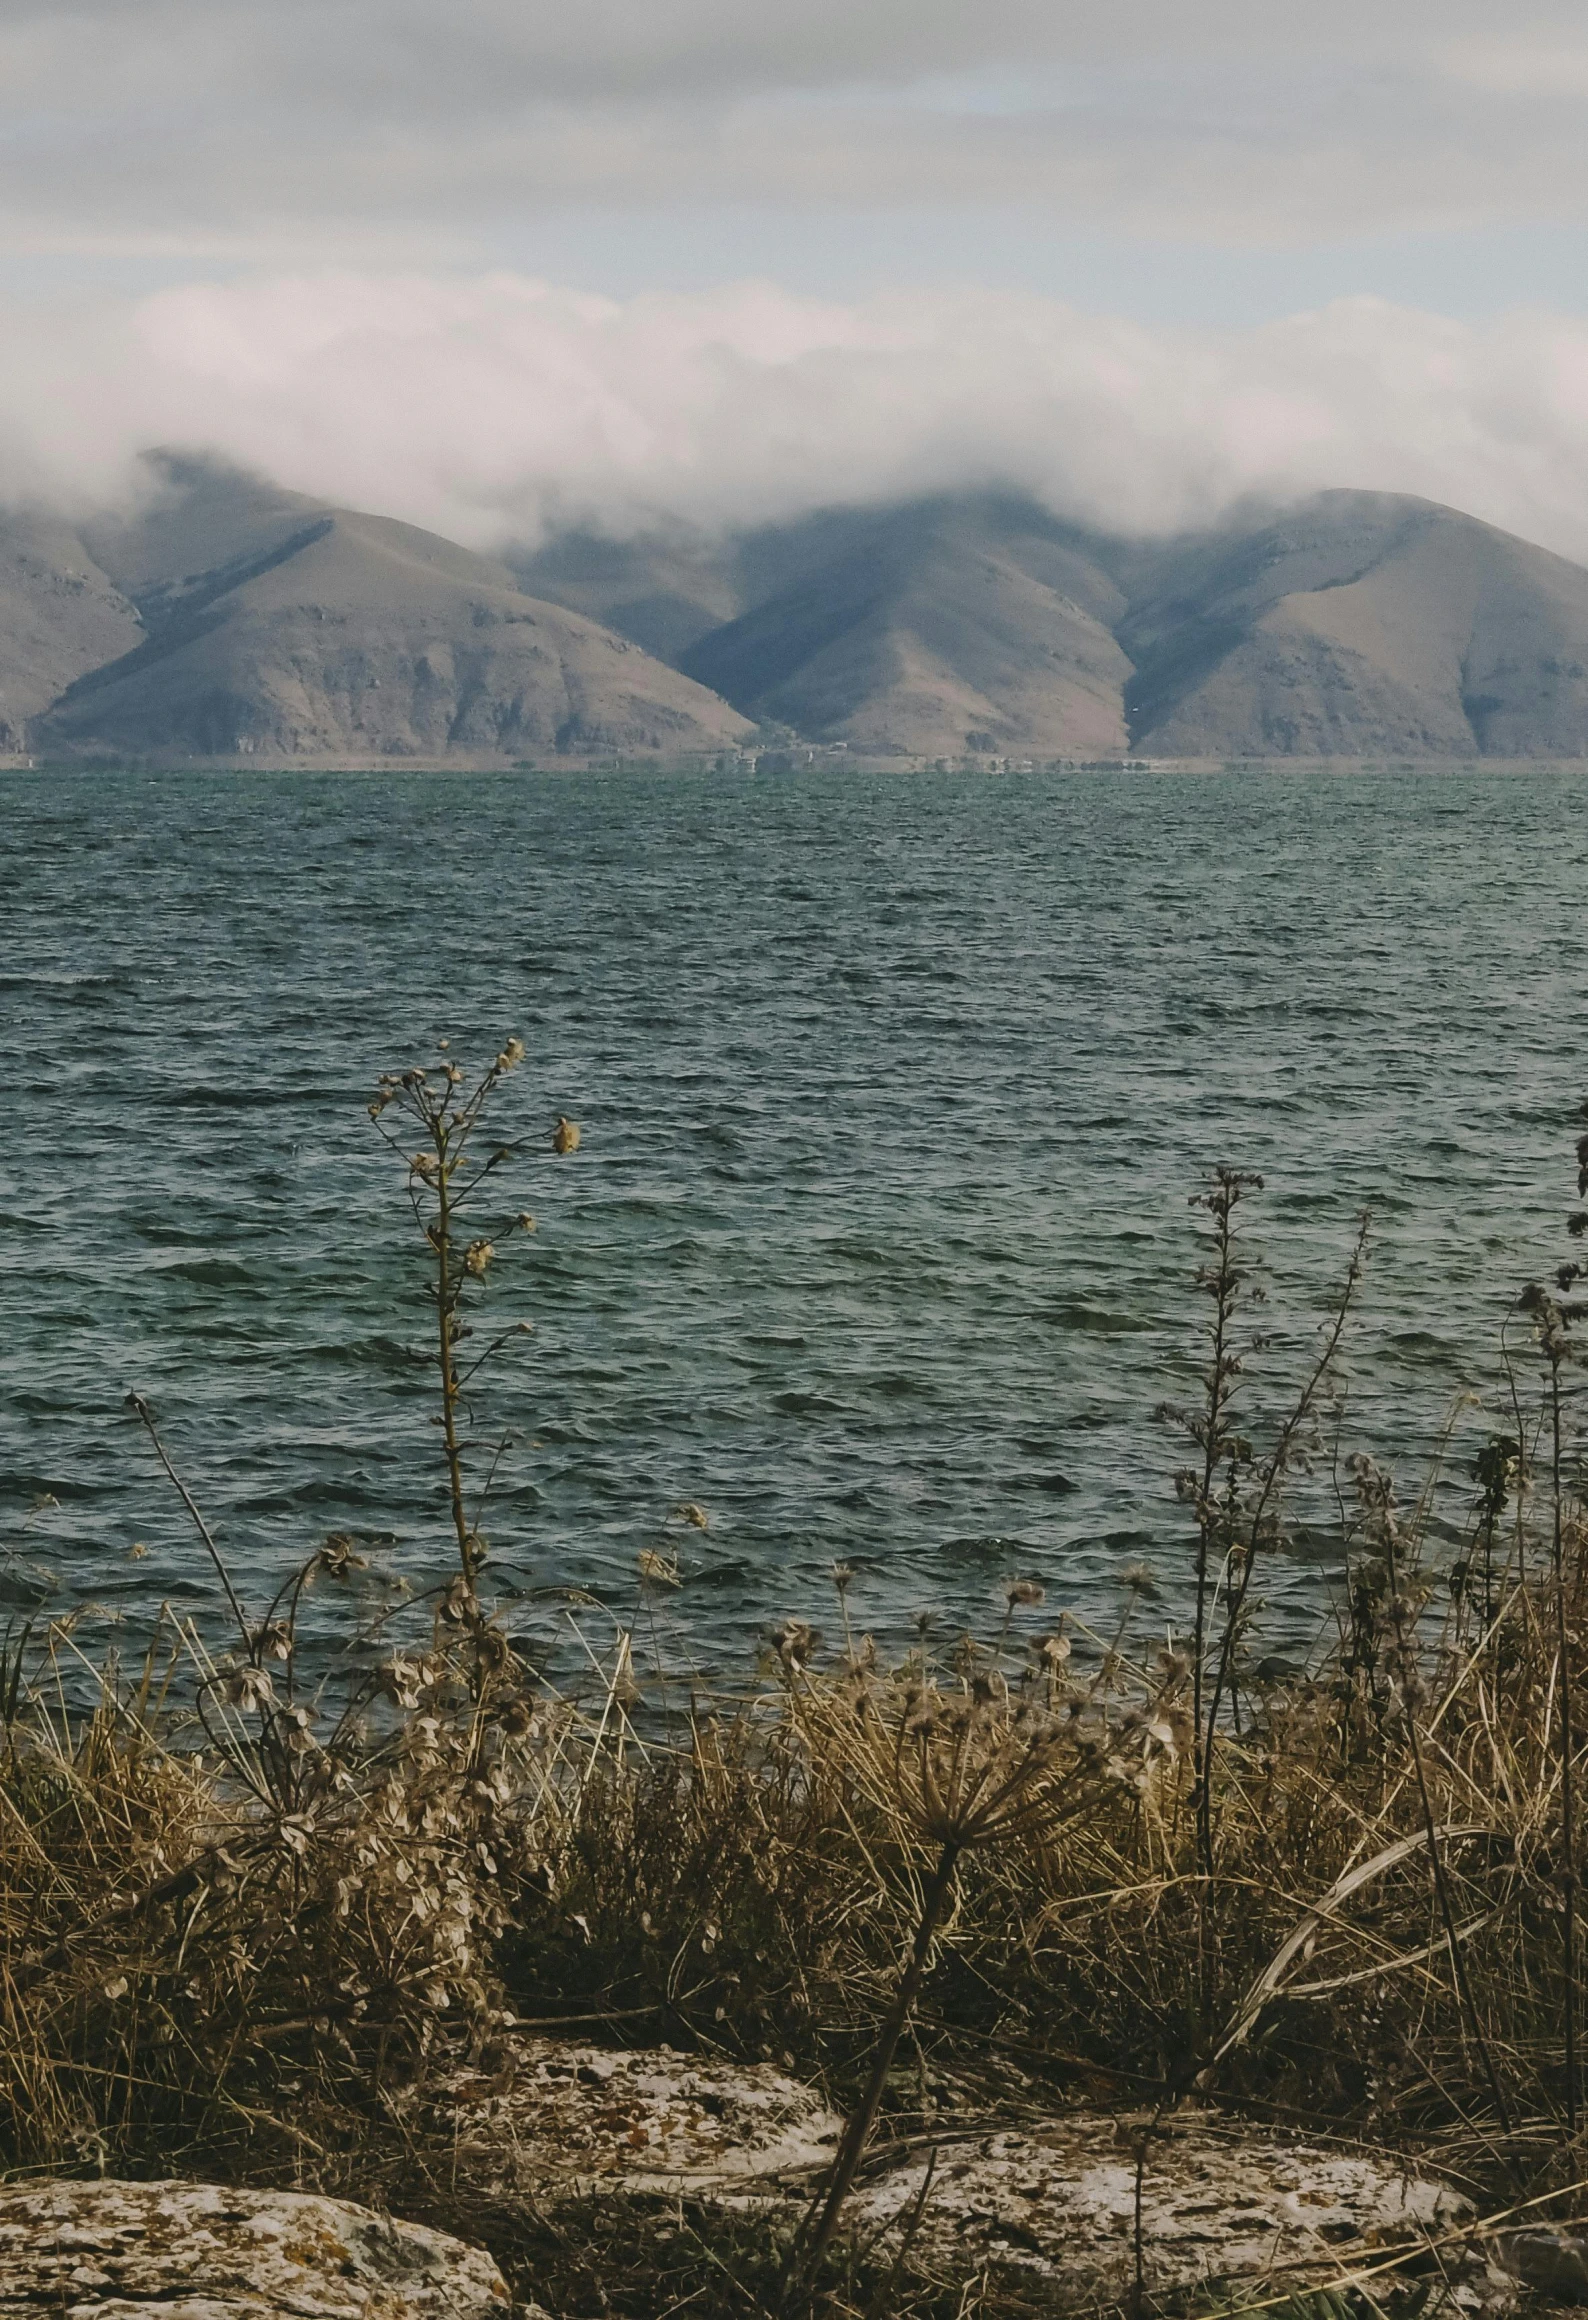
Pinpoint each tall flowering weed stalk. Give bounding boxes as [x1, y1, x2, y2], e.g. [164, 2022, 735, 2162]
[368, 1039, 552, 1647]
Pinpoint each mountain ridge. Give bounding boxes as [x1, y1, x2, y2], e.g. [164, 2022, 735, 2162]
[6, 463, 1588, 764]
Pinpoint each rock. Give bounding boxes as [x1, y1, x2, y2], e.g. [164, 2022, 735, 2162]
[0, 2178, 515, 2320]
[1499, 2229, 1588, 2304]
[434, 2037, 842, 2198]
[847, 2109, 1473, 2304]
[432, 2039, 1478, 2308]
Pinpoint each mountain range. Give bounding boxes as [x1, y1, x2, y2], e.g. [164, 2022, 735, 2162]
[5, 457, 1588, 765]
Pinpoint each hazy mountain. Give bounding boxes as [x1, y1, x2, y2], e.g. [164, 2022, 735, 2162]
[20, 458, 752, 765]
[511, 525, 749, 663]
[518, 499, 1132, 756]
[681, 500, 1132, 757]
[518, 488, 1588, 760]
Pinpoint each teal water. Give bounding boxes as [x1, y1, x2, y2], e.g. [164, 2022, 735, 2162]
[1, 765, 1582, 1668]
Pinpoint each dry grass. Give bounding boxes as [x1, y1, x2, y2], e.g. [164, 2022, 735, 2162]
[6, 1487, 1588, 2308]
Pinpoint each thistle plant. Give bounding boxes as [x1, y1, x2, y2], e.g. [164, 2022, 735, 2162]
[1514, 1100, 1588, 2141]
[368, 1036, 578, 1699]
[776, 1655, 1110, 2313]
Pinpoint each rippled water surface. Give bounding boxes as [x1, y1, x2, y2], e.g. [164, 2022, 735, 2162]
[3, 764, 1585, 1667]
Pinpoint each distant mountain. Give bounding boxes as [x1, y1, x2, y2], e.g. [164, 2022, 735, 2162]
[682, 500, 1132, 758]
[514, 489, 1588, 761]
[14, 458, 751, 766]
[8, 465, 1588, 765]
[1117, 492, 1588, 759]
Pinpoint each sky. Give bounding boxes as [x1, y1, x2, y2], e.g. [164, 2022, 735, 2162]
[3, 0, 1588, 551]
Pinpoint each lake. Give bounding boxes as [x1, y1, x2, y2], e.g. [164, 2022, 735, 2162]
[2, 763, 1583, 1674]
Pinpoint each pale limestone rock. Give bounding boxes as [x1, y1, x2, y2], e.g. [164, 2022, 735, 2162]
[0, 2179, 513, 2320]
[434, 2037, 841, 2197]
[848, 2109, 1473, 2302]
[436, 2041, 1476, 2307]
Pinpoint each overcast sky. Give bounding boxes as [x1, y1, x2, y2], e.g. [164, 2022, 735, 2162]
[4, 0, 1587, 546]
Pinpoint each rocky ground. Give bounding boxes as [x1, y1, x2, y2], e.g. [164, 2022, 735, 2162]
[2, 2045, 1568, 2317]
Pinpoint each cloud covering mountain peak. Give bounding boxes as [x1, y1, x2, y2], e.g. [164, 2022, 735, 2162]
[7, 272, 1588, 567]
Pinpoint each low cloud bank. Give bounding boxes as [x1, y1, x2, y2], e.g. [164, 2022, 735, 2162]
[8, 270, 1588, 559]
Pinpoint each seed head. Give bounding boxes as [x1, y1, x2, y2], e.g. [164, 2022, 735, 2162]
[441, 1575, 477, 1625]
[224, 1665, 276, 1713]
[772, 1618, 814, 1668]
[314, 1533, 369, 1582]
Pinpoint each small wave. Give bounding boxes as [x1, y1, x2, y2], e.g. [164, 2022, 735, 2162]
[0, 1471, 99, 1502]
[316, 1335, 428, 1371]
[231, 1480, 389, 1515]
[1385, 1328, 1458, 1363]
[167, 1086, 295, 1110]
[0, 971, 133, 994]
[938, 1534, 1041, 1559]
[128, 1218, 223, 1247]
[867, 1373, 928, 1399]
[1033, 1301, 1151, 1334]
[156, 1257, 256, 1286]
[0, 1566, 61, 1607]
[691, 1558, 753, 1589]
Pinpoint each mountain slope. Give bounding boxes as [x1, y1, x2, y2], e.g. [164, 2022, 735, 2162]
[28, 459, 752, 765]
[0, 514, 143, 752]
[11, 468, 1588, 764]
[673, 498, 1132, 757]
[1120, 492, 1588, 757]
[510, 525, 749, 663]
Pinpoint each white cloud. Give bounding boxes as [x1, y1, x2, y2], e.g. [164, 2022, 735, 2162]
[5, 270, 1588, 564]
